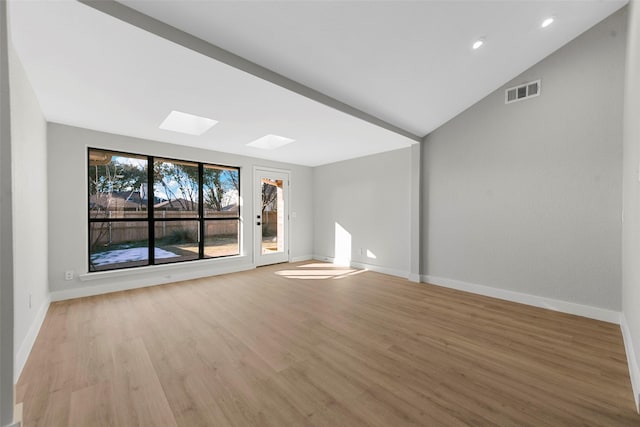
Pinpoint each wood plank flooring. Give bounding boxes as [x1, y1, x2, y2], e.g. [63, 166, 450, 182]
[16, 262, 640, 426]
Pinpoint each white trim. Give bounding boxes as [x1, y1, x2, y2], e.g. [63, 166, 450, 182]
[13, 402, 22, 426]
[621, 314, 640, 412]
[312, 254, 335, 263]
[79, 255, 248, 281]
[3, 422, 20, 427]
[312, 255, 409, 279]
[421, 274, 621, 324]
[52, 263, 255, 302]
[14, 296, 50, 383]
[350, 261, 409, 279]
[253, 166, 290, 266]
[78, 255, 248, 282]
[290, 254, 313, 263]
[251, 165, 291, 175]
[408, 273, 421, 283]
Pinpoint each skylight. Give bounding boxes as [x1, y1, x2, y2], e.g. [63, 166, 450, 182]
[247, 134, 295, 150]
[159, 110, 218, 136]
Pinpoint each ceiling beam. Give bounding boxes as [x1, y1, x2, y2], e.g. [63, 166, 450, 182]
[77, 0, 422, 143]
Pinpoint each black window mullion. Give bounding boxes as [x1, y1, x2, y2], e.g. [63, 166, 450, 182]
[148, 155, 155, 265]
[198, 163, 205, 259]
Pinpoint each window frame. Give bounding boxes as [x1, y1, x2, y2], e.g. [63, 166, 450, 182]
[87, 147, 241, 273]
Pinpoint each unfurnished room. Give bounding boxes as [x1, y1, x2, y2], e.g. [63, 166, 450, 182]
[1, 0, 640, 426]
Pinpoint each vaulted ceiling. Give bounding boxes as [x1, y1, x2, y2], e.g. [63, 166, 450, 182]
[8, 0, 627, 166]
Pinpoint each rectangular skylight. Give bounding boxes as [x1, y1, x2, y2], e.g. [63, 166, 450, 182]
[247, 134, 295, 150]
[159, 110, 218, 136]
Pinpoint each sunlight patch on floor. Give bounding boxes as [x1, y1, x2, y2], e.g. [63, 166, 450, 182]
[274, 262, 366, 280]
[275, 269, 355, 277]
[296, 263, 344, 268]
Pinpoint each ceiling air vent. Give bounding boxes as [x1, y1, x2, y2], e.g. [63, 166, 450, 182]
[505, 80, 541, 104]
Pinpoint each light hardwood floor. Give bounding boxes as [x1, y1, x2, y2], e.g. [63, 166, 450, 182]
[16, 262, 640, 426]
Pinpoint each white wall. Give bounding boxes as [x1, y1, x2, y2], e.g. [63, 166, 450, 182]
[47, 123, 313, 299]
[0, 0, 15, 423]
[8, 46, 49, 382]
[622, 0, 640, 411]
[422, 10, 626, 312]
[313, 148, 412, 277]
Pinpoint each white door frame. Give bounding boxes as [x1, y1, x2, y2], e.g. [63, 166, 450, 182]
[253, 166, 290, 266]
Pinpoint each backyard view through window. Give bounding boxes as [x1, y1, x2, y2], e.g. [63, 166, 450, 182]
[88, 148, 240, 272]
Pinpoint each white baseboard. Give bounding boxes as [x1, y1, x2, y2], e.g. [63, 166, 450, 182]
[290, 254, 313, 263]
[313, 254, 351, 267]
[51, 263, 255, 302]
[422, 275, 621, 324]
[408, 273, 421, 283]
[311, 255, 409, 279]
[14, 296, 50, 383]
[13, 402, 22, 426]
[350, 260, 408, 279]
[621, 314, 640, 412]
[312, 254, 337, 264]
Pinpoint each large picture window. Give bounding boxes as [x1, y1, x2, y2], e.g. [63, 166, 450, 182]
[88, 148, 240, 272]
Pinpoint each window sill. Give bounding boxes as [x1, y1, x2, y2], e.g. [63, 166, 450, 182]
[79, 254, 249, 282]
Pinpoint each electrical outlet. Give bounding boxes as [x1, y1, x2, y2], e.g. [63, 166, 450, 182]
[64, 270, 74, 281]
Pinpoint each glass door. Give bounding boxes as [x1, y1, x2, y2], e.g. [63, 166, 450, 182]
[255, 169, 289, 266]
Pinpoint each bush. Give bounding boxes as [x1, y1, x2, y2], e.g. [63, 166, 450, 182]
[162, 229, 197, 244]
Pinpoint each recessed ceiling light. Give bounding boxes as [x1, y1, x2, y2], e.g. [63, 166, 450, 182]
[541, 17, 555, 28]
[472, 39, 484, 50]
[159, 110, 218, 136]
[247, 134, 295, 150]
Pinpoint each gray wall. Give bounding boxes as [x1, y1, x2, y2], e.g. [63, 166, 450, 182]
[0, 0, 14, 423]
[622, 0, 640, 408]
[313, 148, 412, 277]
[422, 9, 626, 310]
[47, 124, 313, 297]
[9, 45, 49, 381]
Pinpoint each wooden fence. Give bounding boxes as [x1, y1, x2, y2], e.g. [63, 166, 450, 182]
[261, 211, 279, 236]
[91, 211, 239, 246]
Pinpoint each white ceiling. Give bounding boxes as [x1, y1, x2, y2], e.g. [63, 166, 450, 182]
[8, 0, 627, 167]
